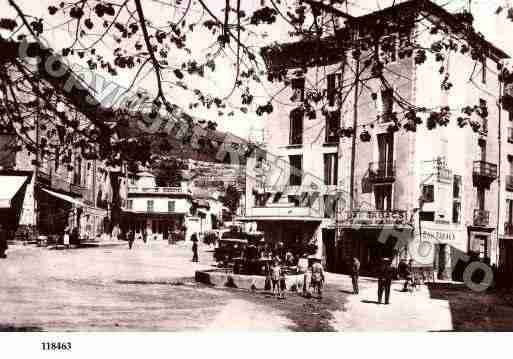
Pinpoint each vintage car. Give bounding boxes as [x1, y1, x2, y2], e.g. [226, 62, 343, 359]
[214, 237, 248, 265]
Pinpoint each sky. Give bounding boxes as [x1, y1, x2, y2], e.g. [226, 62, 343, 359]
[1, 0, 511, 140]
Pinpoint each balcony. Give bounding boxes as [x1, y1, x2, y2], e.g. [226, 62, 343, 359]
[246, 206, 319, 219]
[337, 209, 411, 228]
[505, 222, 513, 236]
[506, 176, 513, 192]
[51, 175, 85, 196]
[473, 161, 497, 188]
[128, 186, 184, 194]
[473, 209, 490, 227]
[368, 161, 396, 183]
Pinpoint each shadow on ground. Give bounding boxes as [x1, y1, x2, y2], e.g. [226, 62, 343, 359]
[427, 282, 513, 331]
[199, 281, 348, 331]
[0, 324, 43, 331]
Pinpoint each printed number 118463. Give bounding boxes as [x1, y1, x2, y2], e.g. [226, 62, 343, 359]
[42, 342, 72, 351]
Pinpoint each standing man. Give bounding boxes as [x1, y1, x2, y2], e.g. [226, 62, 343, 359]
[191, 233, 199, 262]
[351, 257, 360, 294]
[0, 224, 8, 258]
[127, 229, 135, 250]
[377, 258, 394, 305]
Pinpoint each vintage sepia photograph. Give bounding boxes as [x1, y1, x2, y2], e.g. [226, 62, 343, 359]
[1, 0, 513, 340]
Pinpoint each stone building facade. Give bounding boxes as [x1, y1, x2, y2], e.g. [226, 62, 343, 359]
[242, 0, 513, 278]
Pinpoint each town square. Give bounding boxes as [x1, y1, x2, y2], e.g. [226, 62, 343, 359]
[2, 0, 513, 338]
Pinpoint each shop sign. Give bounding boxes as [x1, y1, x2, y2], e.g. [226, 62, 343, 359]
[419, 229, 456, 243]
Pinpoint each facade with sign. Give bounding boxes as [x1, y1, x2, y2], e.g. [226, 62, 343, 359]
[242, 1, 511, 277]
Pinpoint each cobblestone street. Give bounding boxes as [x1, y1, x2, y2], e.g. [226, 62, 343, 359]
[1, 241, 511, 331]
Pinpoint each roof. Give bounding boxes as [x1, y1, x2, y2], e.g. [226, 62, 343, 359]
[261, 0, 509, 71]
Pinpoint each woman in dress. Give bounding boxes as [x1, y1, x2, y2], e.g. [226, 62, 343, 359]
[63, 225, 70, 249]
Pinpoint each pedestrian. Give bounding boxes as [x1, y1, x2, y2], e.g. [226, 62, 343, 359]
[63, 225, 70, 249]
[311, 256, 325, 299]
[0, 224, 8, 259]
[377, 258, 394, 305]
[191, 233, 199, 262]
[142, 230, 148, 244]
[127, 229, 135, 250]
[279, 266, 287, 299]
[270, 259, 281, 298]
[351, 257, 360, 294]
[302, 265, 312, 298]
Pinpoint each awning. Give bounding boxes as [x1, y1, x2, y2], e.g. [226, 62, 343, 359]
[0, 176, 28, 208]
[42, 188, 84, 207]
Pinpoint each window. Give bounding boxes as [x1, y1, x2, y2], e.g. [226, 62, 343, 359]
[381, 89, 394, 122]
[147, 200, 154, 212]
[289, 108, 304, 145]
[323, 194, 337, 219]
[420, 211, 435, 222]
[291, 77, 305, 102]
[374, 184, 392, 211]
[327, 73, 341, 106]
[422, 185, 434, 203]
[289, 155, 302, 186]
[507, 199, 513, 224]
[168, 201, 175, 212]
[471, 235, 488, 259]
[477, 187, 485, 210]
[478, 139, 486, 162]
[377, 133, 394, 175]
[127, 200, 133, 210]
[380, 35, 397, 64]
[481, 57, 487, 84]
[453, 175, 461, 198]
[452, 202, 461, 223]
[325, 111, 340, 143]
[54, 150, 59, 171]
[323, 153, 338, 186]
[509, 110, 513, 122]
[73, 156, 82, 185]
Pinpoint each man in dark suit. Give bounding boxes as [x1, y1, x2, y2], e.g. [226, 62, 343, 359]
[378, 258, 394, 304]
[351, 257, 360, 294]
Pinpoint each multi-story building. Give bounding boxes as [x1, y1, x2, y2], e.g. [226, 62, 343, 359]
[122, 170, 228, 240]
[242, 0, 513, 278]
[0, 107, 117, 242]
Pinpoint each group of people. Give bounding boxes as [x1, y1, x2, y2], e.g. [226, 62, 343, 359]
[264, 254, 326, 300]
[349, 256, 414, 305]
[124, 229, 150, 250]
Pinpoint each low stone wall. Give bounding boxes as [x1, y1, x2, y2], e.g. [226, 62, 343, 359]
[195, 270, 305, 291]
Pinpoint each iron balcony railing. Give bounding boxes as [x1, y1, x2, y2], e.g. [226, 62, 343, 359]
[505, 222, 513, 236]
[506, 175, 513, 192]
[473, 161, 498, 181]
[473, 209, 490, 227]
[338, 209, 410, 226]
[128, 186, 184, 194]
[368, 161, 396, 182]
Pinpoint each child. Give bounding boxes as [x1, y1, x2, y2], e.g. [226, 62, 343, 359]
[271, 260, 281, 297]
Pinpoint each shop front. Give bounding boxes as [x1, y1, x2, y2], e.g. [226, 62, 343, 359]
[0, 173, 31, 236]
[407, 223, 467, 280]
